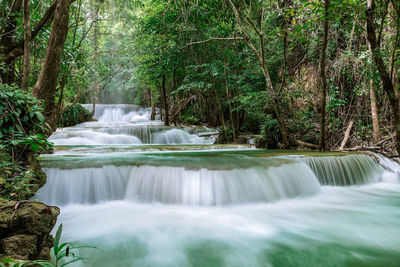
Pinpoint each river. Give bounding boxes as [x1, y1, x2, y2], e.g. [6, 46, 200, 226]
[33, 104, 400, 267]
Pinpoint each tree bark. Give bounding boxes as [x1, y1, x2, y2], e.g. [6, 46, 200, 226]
[89, 2, 99, 117]
[223, 60, 236, 141]
[370, 85, 381, 142]
[319, 0, 330, 151]
[150, 88, 156, 120]
[366, 0, 400, 155]
[32, 0, 74, 129]
[339, 118, 354, 150]
[22, 0, 31, 91]
[161, 74, 169, 126]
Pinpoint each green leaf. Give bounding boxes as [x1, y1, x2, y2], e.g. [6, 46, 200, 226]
[35, 112, 45, 123]
[54, 223, 63, 254]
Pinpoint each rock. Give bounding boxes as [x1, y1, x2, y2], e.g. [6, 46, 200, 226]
[1, 235, 38, 259]
[0, 199, 59, 260]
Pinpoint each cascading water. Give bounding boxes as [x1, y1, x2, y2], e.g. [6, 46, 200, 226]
[34, 104, 400, 267]
[49, 104, 217, 145]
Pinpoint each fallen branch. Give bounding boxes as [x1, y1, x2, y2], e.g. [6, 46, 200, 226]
[339, 118, 354, 151]
[294, 139, 319, 149]
[181, 37, 244, 49]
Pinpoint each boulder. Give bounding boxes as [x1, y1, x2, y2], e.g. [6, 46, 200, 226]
[0, 199, 59, 260]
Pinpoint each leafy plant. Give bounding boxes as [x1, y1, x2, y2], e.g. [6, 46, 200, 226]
[0, 84, 53, 200]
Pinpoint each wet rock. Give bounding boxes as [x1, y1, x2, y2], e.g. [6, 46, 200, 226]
[0, 199, 59, 260]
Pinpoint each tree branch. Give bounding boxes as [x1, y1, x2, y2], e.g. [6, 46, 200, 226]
[181, 37, 244, 49]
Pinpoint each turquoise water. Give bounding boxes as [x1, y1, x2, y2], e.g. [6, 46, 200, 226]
[34, 105, 400, 267]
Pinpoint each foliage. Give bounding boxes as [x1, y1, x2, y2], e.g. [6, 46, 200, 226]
[58, 104, 93, 127]
[0, 84, 53, 200]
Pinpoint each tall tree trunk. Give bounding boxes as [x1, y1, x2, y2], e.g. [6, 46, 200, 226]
[1, 0, 57, 84]
[366, 0, 400, 155]
[90, 2, 99, 117]
[370, 85, 381, 142]
[32, 0, 74, 129]
[150, 88, 156, 120]
[22, 0, 31, 91]
[161, 74, 169, 126]
[319, 0, 330, 151]
[223, 61, 236, 141]
[226, 0, 290, 148]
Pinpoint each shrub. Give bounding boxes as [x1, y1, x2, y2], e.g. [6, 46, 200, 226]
[58, 104, 93, 127]
[0, 83, 52, 200]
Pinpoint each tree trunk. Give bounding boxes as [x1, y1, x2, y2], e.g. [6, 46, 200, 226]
[226, 0, 290, 148]
[1, 0, 57, 85]
[319, 0, 330, 151]
[22, 0, 31, 91]
[366, 0, 400, 155]
[223, 61, 236, 141]
[32, 0, 74, 129]
[370, 85, 381, 142]
[161, 74, 169, 126]
[150, 88, 156, 120]
[90, 1, 99, 117]
[339, 118, 354, 150]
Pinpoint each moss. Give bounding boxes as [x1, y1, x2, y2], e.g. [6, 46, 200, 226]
[58, 104, 94, 127]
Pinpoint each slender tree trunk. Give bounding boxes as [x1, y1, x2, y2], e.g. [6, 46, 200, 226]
[370, 85, 381, 142]
[339, 118, 354, 150]
[22, 0, 31, 91]
[366, 0, 400, 155]
[223, 61, 236, 141]
[159, 87, 163, 121]
[90, 2, 99, 117]
[161, 74, 169, 126]
[150, 88, 156, 120]
[32, 0, 74, 129]
[226, 0, 290, 148]
[319, 0, 330, 151]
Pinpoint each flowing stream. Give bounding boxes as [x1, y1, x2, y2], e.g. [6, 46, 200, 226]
[34, 104, 400, 267]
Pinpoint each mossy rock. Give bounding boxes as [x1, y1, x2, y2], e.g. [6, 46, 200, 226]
[0, 200, 59, 260]
[58, 104, 94, 127]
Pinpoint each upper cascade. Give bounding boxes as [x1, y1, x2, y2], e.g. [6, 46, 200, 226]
[49, 104, 218, 145]
[82, 104, 144, 121]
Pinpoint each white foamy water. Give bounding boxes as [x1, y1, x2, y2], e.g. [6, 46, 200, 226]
[55, 183, 400, 267]
[49, 104, 216, 146]
[35, 104, 400, 266]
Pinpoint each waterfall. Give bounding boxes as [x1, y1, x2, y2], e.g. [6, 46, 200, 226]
[50, 104, 215, 145]
[36, 160, 320, 206]
[36, 152, 393, 206]
[82, 104, 141, 120]
[304, 154, 382, 186]
[35, 102, 400, 266]
[374, 153, 400, 183]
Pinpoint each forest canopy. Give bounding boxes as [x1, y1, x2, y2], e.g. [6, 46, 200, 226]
[0, 0, 399, 153]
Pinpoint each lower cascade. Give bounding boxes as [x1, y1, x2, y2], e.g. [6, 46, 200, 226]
[33, 104, 400, 267]
[37, 161, 321, 206]
[36, 153, 387, 206]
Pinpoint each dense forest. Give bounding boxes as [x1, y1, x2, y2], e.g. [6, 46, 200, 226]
[0, 0, 400, 266]
[1, 0, 399, 151]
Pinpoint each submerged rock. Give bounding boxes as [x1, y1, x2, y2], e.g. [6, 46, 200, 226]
[0, 199, 59, 260]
